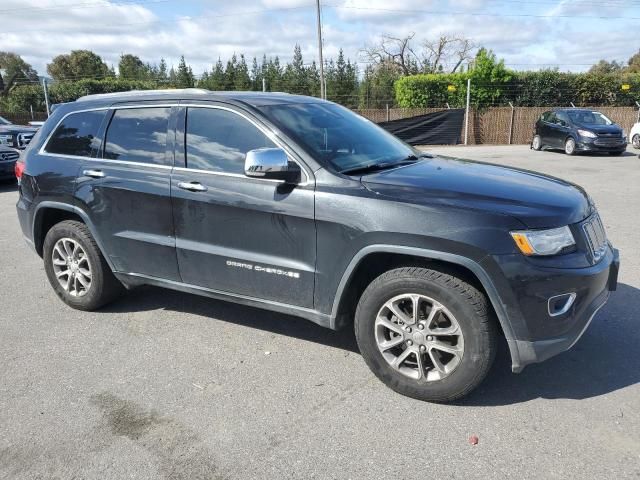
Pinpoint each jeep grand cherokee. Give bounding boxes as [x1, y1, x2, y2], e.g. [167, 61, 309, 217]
[15, 89, 620, 402]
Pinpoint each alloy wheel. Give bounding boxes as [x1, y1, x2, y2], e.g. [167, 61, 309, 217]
[374, 293, 464, 382]
[51, 238, 92, 297]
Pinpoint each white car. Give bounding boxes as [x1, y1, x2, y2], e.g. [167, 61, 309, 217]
[630, 122, 640, 149]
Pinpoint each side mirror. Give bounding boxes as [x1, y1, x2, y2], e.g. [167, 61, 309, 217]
[244, 148, 299, 183]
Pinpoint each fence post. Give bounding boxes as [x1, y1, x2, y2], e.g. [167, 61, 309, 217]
[464, 79, 471, 145]
[30, 105, 34, 121]
[262, 78, 266, 92]
[508, 102, 515, 145]
[42, 79, 50, 117]
[386, 104, 390, 122]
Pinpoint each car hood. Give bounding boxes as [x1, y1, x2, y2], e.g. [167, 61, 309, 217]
[574, 123, 622, 135]
[360, 156, 592, 228]
[0, 125, 38, 133]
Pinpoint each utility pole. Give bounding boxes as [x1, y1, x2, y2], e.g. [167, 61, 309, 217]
[262, 77, 266, 93]
[316, 0, 325, 100]
[464, 78, 471, 145]
[42, 78, 50, 117]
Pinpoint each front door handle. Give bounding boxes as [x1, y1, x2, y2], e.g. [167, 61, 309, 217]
[177, 181, 208, 192]
[83, 169, 105, 178]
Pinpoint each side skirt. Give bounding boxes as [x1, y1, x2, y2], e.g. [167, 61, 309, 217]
[114, 272, 333, 329]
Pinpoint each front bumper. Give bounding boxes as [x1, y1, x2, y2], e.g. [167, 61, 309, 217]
[487, 246, 619, 372]
[576, 137, 626, 152]
[0, 160, 16, 180]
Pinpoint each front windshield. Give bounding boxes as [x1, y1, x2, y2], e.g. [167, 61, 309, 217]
[0, 116, 11, 126]
[258, 102, 416, 172]
[567, 110, 613, 126]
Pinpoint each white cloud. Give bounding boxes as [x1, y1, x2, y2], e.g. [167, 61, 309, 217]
[0, 0, 637, 78]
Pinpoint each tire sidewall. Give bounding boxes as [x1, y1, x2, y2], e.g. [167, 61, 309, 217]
[355, 273, 492, 402]
[632, 134, 640, 149]
[565, 137, 576, 155]
[532, 135, 542, 151]
[43, 222, 108, 310]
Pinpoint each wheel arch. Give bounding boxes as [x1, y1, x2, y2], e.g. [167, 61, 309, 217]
[32, 202, 115, 271]
[330, 245, 519, 366]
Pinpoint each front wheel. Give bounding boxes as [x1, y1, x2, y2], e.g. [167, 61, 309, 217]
[632, 134, 639, 150]
[532, 135, 542, 151]
[355, 267, 498, 402]
[564, 137, 577, 155]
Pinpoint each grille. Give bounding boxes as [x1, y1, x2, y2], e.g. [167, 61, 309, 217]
[594, 137, 624, 146]
[0, 150, 19, 163]
[17, 133, 34, 148]
[582, 213, 608, 263]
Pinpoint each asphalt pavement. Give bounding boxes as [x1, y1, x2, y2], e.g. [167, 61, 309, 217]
[1, 145, 639, 479]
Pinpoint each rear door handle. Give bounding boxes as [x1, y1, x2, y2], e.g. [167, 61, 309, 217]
[83, 169, 105, 178]
[177, 181, 208, 192]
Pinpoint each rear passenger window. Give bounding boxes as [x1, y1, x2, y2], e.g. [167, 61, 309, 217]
[45, 110, 105, 157]
[104, 107, 170, 165]
[185, 107, 276, 174]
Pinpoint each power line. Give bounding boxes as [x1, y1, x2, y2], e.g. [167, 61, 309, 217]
[326, 4, 640, 20]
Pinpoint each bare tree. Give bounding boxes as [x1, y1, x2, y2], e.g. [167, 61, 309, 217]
[362, 33, 476, 75]
[423, 35, 476, 73]
[362, 33, 422, 76]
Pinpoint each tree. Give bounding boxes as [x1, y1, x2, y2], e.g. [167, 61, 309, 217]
[468, 48, 512, 106]
[0, 52, 39, 97]
[234, 54, 251, 90]
[118, 54, 150, 80]
[175, 56, 195, 88]
[588, 59, 623, 75]
[363, 33, 476, 76]
[359, 61, 400, 108]
[47, 50, 110, 81]
[283, 45, 309, 95]
[250, 56, 263, 91]
[627, 50, 640, 73]
[423, 36, 475, 73]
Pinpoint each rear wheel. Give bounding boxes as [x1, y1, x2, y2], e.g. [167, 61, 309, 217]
[632, 134, 639, 150]
[355, 267, 498, 402]
[43, 220, 124, 311]
[564, 137, 576, 155]
[532, 135, 542, 151]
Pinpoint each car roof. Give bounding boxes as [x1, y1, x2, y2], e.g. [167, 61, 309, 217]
[552, 108, 603, 112]
[73, 88, 324, 109]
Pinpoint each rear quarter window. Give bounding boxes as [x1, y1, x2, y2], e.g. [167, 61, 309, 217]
[44, 110, 105, 157]
[104, 107, 171, 165]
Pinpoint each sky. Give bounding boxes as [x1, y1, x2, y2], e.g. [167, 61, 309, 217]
[1, 0, 638, 78]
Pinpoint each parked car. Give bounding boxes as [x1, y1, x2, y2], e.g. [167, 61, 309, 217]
[0, 115, 39, 150]
[0, 145, 20, 181]
[15, 90, 619, 402]
[630, 121, 640, 149]
[532, 108, 627, 155]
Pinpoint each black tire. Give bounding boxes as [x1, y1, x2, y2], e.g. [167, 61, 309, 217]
[43, 220, 124, 311]
[355, 267, 497, 402]
[632, 134, 640, 150]
[532, 135, 542, 151]
[564, 137, 576, 155]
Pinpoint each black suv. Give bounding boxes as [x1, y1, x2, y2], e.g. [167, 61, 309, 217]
[532, 108, 626, 155]
[16, 90, 619, 402]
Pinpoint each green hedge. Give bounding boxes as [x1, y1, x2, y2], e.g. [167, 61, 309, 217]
[0, 78, 162, 113]
[395, 71, 640, 108]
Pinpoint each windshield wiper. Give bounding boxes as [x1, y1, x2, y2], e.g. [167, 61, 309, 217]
[340, 156, 423, 175]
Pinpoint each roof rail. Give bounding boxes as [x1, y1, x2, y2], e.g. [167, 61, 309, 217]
[76, 88, 211, 102]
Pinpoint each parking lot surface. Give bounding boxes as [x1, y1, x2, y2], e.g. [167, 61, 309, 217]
[1, 145, 639, 479]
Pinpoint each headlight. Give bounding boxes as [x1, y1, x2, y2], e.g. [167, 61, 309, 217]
[510, 226, 575, 256]
[0, 134, 13, 144]
[577, 129, 597, 138]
